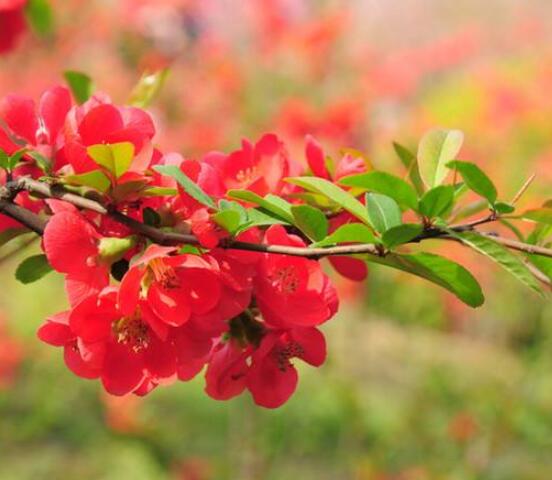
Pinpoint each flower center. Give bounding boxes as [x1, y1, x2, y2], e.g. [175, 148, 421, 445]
[235, 166, 257, 185]
[273, 341, 304, 372]
[114, 313, 149, 353]
[149, 258, 181, 289]
[270, 266, 299, 294]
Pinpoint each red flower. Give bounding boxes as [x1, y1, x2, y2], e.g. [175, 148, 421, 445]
[43, 206, 134, 305]
[119, 244, 223, 328]
[305, 134, 366, 181]
[247, 327, 326, 408]
[0, 1, 26, 55]
[204, 326, 327, 408]
[0, 86, 73, 155]
[254, 225, 338, 328]
[205, 133, 290, 196]
[60, 101, 156, 175]
[39, 288, 179, 396]
[204, 339, 249, 401]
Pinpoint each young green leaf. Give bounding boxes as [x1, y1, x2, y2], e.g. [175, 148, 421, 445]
[8, 149, 28, 170]
[88, 142, 134, 179]
[451, 231, 543, 294]
[417, 128, 464, 188]
[447, 160, 497, 204]
[339, 171, 418, 211]
[64, 71, 94, 105]
[285, 177, 372, 227]
[64, 169, 111, 193]
[141, 187, 178, 197]
[214, 200, 249, 233]
[15, 254, 53, 284]
[528, 255, 552, 281]
[419, 185, 455, 219]
[366, 193, 402, 233]
[154, 164, 217, 210]
[129, 69, 169, 108]
[213, 210, 242, 234]
[381, 223, 423, 249]
[227, 190, 293, 223]
[393, 141, 425, 195]
[311, 223, 378, 247]
[26, 151, 51, 174]
[25, 0, 54, 36]
[0, 148, 8, 169]
[235, 208, 290, 234]
[520, 208, 552, 225]
[290, 205, 328, 241]
[494, 202, 515, 215]
[219, 199, 248, 223]
[366, 251, 484, 307]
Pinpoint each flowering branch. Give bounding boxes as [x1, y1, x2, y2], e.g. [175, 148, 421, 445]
[0, 81, 550, 408]
[1, 176, 551, 262]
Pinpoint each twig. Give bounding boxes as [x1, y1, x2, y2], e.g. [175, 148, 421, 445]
[511, 173, 536, 205]
[1, 176, 551, 259]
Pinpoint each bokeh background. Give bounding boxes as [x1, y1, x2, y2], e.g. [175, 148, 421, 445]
[1, 1, 552, 478]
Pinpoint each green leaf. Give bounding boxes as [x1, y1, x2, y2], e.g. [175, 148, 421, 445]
[339, 171, 418, 211]
[8, 148, 28, 170]
[129, 69, 170, 108]
[64, 169, 111, 193]
[494, 201, 515, 215]
[227, 190, 293, 223]
[26, 151, 51, 173]
[235, 208, 289, 234]
[366, 251, 484, 307]
[447, 160, 497, 204]
[63, 71, 94, 105]
[312, 223, 378, 248]
[15, 254, 53, 284]
[213, 210, 242, 234]
[25, 0, 54, 36]
[87, 142, 134, 179]
[393, 142, 424, 195]
[528, 255, 552, 281]
[290, 205, 328, 241]
[382, 223, 423, 249]
[141, 187, 178, 197]
[0, 148, 8, 169]
[451, 231, 542, 294]
[366, 193, 402, 233]
[154, 164, 216, 209]
[385, 253, 487, 304]
[417, 128, 464, 188]
[286, 176, 372, 226]
[520, 208, 552, 225]
[419, 185, 455, 219]
[218, 199, 248, 223]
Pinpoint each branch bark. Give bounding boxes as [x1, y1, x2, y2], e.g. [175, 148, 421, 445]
[1, 176, 551, 262]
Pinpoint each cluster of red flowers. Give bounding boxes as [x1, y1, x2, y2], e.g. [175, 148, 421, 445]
[0, 85, 368, 407]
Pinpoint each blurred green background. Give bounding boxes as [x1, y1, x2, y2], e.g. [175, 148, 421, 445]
[1, 1, 551, 479]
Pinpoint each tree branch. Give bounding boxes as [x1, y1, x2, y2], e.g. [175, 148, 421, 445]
[1, 176, 551, 261]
